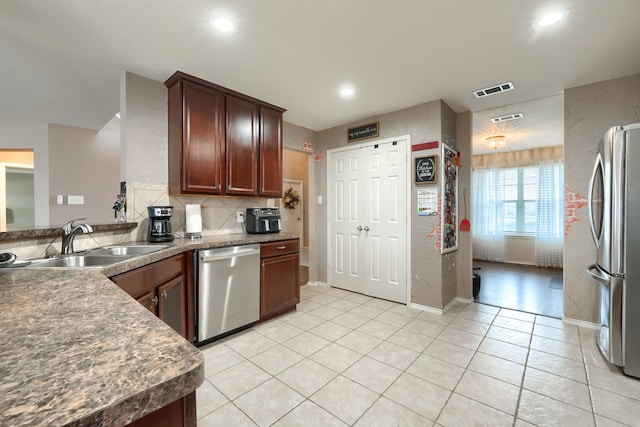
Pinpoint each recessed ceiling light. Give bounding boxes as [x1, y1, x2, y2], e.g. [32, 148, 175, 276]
[339, 85, 355, 98]
[537, 10, 567, 27]
[213, 17, 234, 33]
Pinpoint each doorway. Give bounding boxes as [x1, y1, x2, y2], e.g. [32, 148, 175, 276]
[280, 149, 310, 285]
[327, 136, 409, 303]
[471, 95, 564, 318]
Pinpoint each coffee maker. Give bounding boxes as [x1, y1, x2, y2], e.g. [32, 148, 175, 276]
[147, 206, 175, 243]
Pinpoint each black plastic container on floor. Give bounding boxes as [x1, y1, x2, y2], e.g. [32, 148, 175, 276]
[473, 271, 481, 299]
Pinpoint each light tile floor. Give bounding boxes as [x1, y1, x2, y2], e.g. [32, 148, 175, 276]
[196, 284, 640, 426]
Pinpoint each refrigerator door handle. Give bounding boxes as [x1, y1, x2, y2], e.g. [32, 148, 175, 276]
[587, 263, 611, 284]
[587, 154, 603, 245]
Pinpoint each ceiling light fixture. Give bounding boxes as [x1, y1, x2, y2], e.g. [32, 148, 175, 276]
[484, 135, 508, 150]
[537, 10, 567, 27]
[213, 17, 234, 32]
[339, 85, 355, 98]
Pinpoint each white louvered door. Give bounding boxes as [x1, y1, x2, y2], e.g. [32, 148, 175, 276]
[328, 138, 408, 303]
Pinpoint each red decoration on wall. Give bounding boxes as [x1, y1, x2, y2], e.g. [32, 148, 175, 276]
[564, 184, 588, 236]
[412, 141, 439, 152]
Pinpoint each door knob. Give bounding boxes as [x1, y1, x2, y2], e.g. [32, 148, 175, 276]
[357, 226, 363, 231]
[364, 226, 370, 232]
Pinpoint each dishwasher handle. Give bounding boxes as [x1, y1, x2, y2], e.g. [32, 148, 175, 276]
[199, 247, 260, 263]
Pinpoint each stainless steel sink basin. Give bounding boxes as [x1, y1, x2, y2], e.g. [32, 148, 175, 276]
[28, 255, 132, 268]
[89, 245, 169, 256]
[26, 244, 170, 268]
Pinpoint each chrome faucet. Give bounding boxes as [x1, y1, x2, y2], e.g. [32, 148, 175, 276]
[61, 218, 93, 254]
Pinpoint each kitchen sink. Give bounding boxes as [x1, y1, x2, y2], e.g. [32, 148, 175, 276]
[26, 244, 170, 268]
[89, 244, 169, 256]
[28, 254, 133, 268]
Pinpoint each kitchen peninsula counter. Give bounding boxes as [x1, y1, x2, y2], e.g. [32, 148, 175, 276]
[0, 268, 203, 426]
[0, 232, 298, 426]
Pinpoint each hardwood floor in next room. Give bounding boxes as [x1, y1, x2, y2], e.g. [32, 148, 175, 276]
[473, 260, 563, 319]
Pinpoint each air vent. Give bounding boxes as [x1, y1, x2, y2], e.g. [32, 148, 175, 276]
[490, 112, 524, 123]
[473, 81, 515, 99]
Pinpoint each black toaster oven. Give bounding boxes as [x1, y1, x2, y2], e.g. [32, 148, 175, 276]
[245, 208, 282, 234]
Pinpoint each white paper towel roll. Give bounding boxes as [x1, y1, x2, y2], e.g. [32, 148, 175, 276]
[185, 204, 202, 234]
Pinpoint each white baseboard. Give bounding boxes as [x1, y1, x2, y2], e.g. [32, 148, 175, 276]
[563, 316, 600, 330]
[306, 281, 329, 287]
[456, 297, 474, 305]
[410, 297, 472, 315]
[410, 302, 443, 314]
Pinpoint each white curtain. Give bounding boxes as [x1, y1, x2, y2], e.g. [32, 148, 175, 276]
[534, 161, 564, 267]
[472, 167, 505, 261]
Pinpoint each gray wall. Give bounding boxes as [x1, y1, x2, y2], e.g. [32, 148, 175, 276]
[456, 111, 473, 300]
[48, 119, 120, 225]
[564, 73, 640, 323]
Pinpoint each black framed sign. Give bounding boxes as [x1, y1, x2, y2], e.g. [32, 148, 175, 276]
[415, 155, 438, 184]
[347, 122, 379, 142]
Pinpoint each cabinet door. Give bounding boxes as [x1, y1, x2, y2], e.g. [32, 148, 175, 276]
[226, 95, 258, 195]
[137, 290, 158, 316]
[180, 81, 226, 194]
[158, 276, 187, 339]
[259, 107, 283, 197]
[260, 253, 300, 319]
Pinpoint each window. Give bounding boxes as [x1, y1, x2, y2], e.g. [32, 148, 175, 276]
[473, 161, 564, 267]
[502, 167, 537, 234]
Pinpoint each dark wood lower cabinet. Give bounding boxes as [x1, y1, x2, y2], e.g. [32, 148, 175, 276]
[111, 254, 194, 342]
[126, 391, 196, 427]
[260, 239, 300, 321]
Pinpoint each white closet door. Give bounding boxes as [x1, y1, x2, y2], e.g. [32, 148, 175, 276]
[362, 142, 407, 302]
[328, 139, 407, 303]
[329, 149, 364, 293]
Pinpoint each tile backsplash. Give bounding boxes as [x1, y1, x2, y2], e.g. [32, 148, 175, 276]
[127, 182, 269, 242]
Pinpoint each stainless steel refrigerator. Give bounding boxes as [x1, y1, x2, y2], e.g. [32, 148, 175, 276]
[587, 122, 640, 378]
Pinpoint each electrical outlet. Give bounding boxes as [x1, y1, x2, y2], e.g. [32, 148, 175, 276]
[237, 211, 244, 223]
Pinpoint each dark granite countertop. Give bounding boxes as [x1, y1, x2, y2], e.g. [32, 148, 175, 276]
[0, 222, 138, 242]
[0, 232, 298, 426]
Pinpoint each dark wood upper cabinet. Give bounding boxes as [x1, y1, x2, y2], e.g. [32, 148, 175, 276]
[226, 95, 259, 196]
[168, 80, 226, 195]
[259, 107, 284, 197]
[165, 71, 285, 197]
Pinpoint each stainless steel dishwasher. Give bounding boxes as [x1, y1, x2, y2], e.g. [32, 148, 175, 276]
[196, 244, 260, 343]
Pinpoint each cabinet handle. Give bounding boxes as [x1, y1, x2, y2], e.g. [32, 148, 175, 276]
[162, 290, 168, 299]
[152, 296, 159, 306]
[357, 226, 363, 231]
[277, 245, 286, 250]
[217, 184, 221, 191]
[364, 226, 370, 232]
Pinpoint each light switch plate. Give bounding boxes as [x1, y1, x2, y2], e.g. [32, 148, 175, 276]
[236, 211, 244, 223]
[68, 195, 84, 205]
[56, 195, 64, 205]
[317, 195, 323, 204]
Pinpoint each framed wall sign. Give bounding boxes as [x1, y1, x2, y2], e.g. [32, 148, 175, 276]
[441, 144, 458, 253]
[415, 155, 438, 184]
[347, 122, 379, 142]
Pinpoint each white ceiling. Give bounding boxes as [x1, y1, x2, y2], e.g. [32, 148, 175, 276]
[1, 1, 640, 154]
